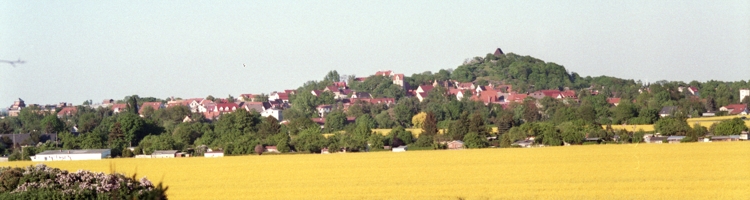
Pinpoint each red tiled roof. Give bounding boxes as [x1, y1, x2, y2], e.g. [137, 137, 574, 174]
[723, 104, 748, 115]
[375, 70, 392, 77]
[325, 86, 339, 92]
[471, 91, 500, 104]
[216, 103, 239, 112]
[559, 90, 576, 98]
[203, 112, 221, 119]
[508, 94, 528, 102]
[111, 103, 127, 111]
[311, 90, 322, 96]
[277, 93, 289, 100]
[418, 85, 434, 93]
[139, 102, 162, 113]
[392, 74, 404, 80]
[56, 107, 78, 117]
[456, 82, 474, 89]
[333, 82, 347, 88]
[607, 98, 621, 105]
[311, 118, 325, 125]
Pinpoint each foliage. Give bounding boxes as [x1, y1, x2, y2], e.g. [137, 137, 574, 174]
[654, 117, 691, 136]
[462, 132, 488, 148]
[0, 164, 166, 199]
[712, 118, 748, 136]
[411, 112, 426, 128]
[293, 128, 327, 153]
[421, 112, 438, 137]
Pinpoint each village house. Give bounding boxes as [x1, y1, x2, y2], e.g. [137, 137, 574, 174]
[710, 135, 741, 142]
[316, 104, 332, 117]
[56, 106, 78, 118]
[607, 98, 621, 106]
[667, 136, 686, 143]
[111, 103, 128, 114]
[392, 145, 407, 152]
[447, 140, 465, 150]
[7, 98, 25, 117]
[204, 150, 224, 158]
[659, 106, 678, 117]
[739, 89, 749, 102]
[415, 85, 435, 102]
[719, 104, 748, 115]
[151, 150, 179, 158]
[265, 146, 280, 153]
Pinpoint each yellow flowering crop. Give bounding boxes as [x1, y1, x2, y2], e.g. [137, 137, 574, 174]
[2, 142, 748, 199]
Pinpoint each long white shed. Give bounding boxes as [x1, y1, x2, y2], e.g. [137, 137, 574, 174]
[31, 149, 111, 161]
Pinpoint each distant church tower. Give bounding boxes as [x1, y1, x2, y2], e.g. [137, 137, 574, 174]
[493, 48, 504, 56]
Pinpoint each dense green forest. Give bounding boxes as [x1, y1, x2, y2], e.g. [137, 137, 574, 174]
[1, 51, 749, 160]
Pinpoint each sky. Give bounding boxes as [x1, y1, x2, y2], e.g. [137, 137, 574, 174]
[1, 0, 749, 106]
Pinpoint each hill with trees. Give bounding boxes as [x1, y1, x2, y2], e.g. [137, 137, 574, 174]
[1, 49, 749, 159]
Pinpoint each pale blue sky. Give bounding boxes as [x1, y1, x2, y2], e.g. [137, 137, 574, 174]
[1, 1, 748, 106]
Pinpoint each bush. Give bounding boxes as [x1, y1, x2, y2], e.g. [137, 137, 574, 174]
[413, 135, 434, 147]
[0, 164, 167, 199]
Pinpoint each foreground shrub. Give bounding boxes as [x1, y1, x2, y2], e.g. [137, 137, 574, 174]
[0, 164, 167, 200]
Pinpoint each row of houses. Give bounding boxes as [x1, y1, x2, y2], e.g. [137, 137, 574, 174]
[411, 81, 577, 107]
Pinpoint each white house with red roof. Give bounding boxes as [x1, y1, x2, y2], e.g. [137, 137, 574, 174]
[720, 104, 748, 115]
[607, 98, 621, 106]
[375, 70, 393, 77]
[269, 92, 290, 103]
[215, 103, 239, 113]
[316, 104, 332, 117]
[111, 103, 128, 114]
[415, 85, 435, 102]
[456, 82, 475, 90]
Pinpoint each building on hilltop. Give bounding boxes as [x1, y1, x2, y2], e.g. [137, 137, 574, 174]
[493, 48, 504, 56]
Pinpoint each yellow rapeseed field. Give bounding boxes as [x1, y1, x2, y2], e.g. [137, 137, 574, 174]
[2, 142, 749, 199]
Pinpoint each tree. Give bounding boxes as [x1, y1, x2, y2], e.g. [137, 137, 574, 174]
[40, 114, 64, 133]
[463, 132, 488, 148]
[205, 95, 215, 102]
[0, 120, 14, 134]
[227, 94, 235, 103]
[254, 144, 264, 155]
[411, 112, 427, 128]
[375, 111, 395, 128]
[324, 70, 341, 82]
[713, 118, 748, 136]
[258, 116, 281, 139]
[654, 117, 691, 136]
[522, 101, 541, 122]
[293, 128, 327, 153]
[252, 93, 269, 102]
[468, 113, 488, 137]
[324, 111, 346, 133]
[421, 112, 438, 137]
[127, 96, 139, 115]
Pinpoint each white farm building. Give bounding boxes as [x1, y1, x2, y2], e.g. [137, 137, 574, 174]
[204, 150, 224, 158]
[31, 149, 111, 161]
